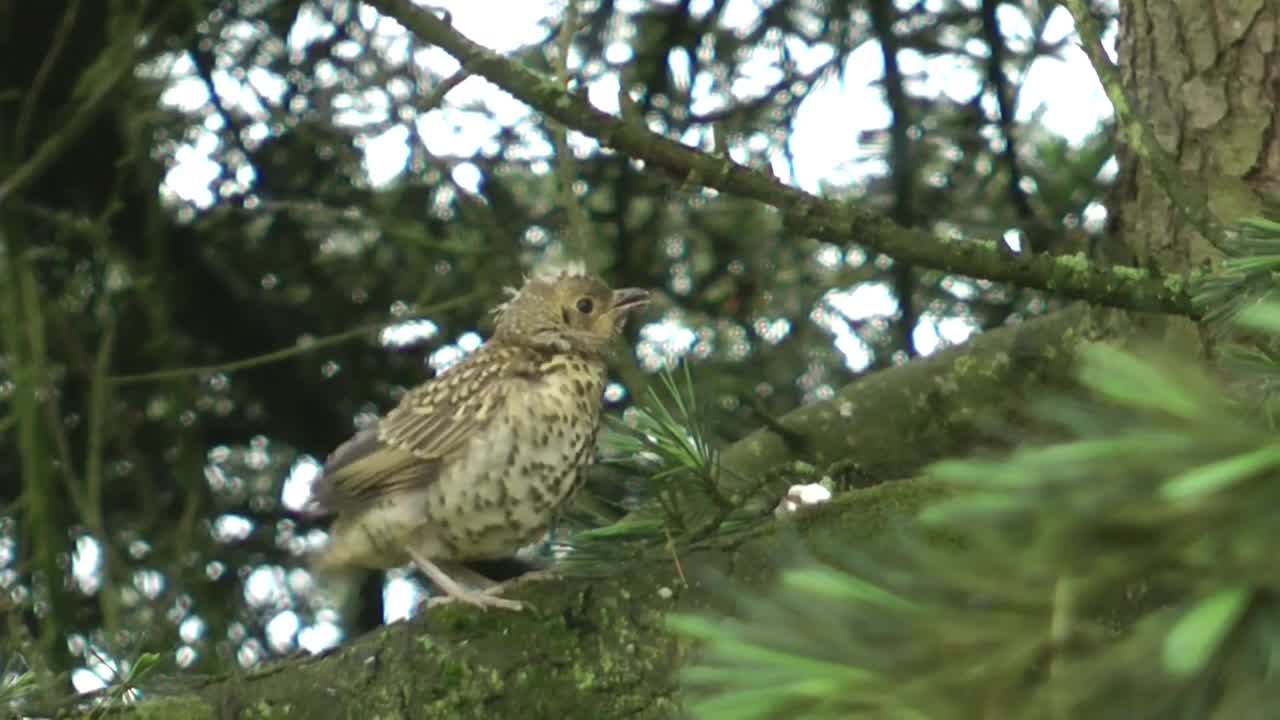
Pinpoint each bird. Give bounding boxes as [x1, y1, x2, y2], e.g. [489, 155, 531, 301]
[307, 262, 650, 611]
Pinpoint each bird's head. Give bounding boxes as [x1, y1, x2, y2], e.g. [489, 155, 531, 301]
[492, 261, 650, 355]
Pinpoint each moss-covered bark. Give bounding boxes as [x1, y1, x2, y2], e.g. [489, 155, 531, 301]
[104, 479, 946, 720]
[91, 304, 1141, 719]
[717, 302, 1131, 486]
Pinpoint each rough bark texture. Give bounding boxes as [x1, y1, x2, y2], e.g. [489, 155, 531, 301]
[1115, 0, 1278, 271]
[1110, 0, 1278, 355]
[95, 304, 1139, 719]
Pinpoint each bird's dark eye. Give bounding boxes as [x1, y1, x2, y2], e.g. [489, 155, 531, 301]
[576, 297, 594, 314]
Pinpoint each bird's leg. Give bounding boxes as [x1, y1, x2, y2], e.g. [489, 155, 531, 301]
[427, 562, 558, 605]
[444, 563, 558, 596]
[405, 547, 524, 612]
[439, 562, 504, 593]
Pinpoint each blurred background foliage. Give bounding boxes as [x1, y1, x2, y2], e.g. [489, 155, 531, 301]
[0, 0, 1118, 697]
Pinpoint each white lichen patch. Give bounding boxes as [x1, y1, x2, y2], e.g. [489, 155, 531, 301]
[774, 483, 833, 518]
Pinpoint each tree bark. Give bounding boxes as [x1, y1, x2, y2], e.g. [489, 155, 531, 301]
[1114, 0, 1277, 270]
[1108, 0, 1279, 356]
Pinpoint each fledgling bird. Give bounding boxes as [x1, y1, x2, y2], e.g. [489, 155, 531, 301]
[308, 263, 649, 611]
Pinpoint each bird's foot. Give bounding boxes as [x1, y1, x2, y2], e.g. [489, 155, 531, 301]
[424, 587, 525, 612]
[420, 569, 558, 612]
[407, 548, 527, 612]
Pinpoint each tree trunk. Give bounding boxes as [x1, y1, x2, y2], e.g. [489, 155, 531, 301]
[1115, 0, 1277, 269]
[1110, 0, 1278, 352]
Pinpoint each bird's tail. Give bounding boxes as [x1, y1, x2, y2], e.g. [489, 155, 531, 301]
[306, 540, 364, 612]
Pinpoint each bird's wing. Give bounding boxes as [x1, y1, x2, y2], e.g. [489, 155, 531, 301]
[310, 346, 538, 513]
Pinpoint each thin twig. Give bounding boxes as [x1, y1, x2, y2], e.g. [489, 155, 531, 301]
[22, 263, 91, 532]
[549, 0, 593, 263]
[0, 7, 170, 203]
[40, 398, 88, 520]
[107, 295, 473, 385]
[663, 526, 688, 587]
[7, 201, 103, 239]
[13, 0, 82, 157]
[86, 296, 120, 640]
[188, 40, 251, 174]
[2, 243, 68, 668]
[419, 67, 472, 112]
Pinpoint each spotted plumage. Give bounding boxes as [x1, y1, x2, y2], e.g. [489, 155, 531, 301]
[309, 262, 649, 611]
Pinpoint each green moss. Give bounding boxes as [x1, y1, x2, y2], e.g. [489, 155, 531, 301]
[1207, 177, 1261, 223]
[439, 657, 466, 684]
[985, 350, 1012, 376]
[125, 697, 215, 720]
[1108, 265, 1146, 281]
[1056, 252, 1091, 272]
[241, 700, 296, 719]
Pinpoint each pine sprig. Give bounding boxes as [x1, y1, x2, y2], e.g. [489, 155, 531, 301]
[672, 302, 1280, 720]
[605, 363, 730, 528]
[561, 364, 772, 577]
[1193, 216, 1280, 329]
[1192, 220, 1280, 420]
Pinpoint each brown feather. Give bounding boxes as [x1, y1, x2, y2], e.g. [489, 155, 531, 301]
[310, 343, 544, 511]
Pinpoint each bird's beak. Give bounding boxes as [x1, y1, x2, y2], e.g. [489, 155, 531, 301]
[610, 287, 650, 313]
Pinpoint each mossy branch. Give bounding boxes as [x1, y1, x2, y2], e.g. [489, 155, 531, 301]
[55, 479, 947, 720]
[366, 0, 1197, 318]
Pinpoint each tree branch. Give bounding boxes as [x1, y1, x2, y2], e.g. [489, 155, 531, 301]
[0, 7, 172, 204]
[12, 0, 82, 157]
[78, 478, 946, 720]
[715, 302, 1124, 486]
[107, 296, 475, 385]
[365, 0, 1198, 319]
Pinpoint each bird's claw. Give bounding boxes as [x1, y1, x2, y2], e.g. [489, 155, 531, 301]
[424, 586, 527, 612]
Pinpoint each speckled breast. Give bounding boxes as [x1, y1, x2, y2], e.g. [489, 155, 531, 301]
[422, 358, 605, 560]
